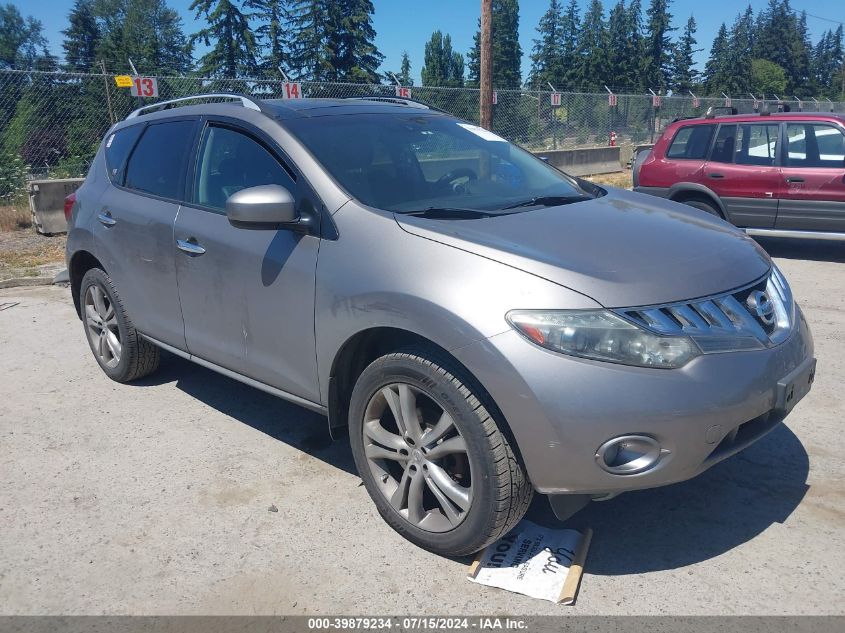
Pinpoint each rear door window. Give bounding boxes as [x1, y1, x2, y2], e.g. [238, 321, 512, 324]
[124, 119, 196, 200]
[735, 123, 779, 166]
[666, 125, 715, 160]
[104, 125, 143, 184]
[192, 124, 295, 212]
[785, 123, 845, 168]
[709, 125, 737, 163]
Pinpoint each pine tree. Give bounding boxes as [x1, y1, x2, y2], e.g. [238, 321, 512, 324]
[606, 1, 629, 90]
[704, 23, 730, 94]
[671, 15, 699, 94]
[398, 50, 412, 86]
[574, 0, 607, 91]
[189, 0, 258, 77]
[122, 0, 192, 74]
[624, 0, 644, 90]
[0, 4, 48, 69]
[329, 0, 383, 82]
[246, 0, 291, 76]
[723, 6, 754, 94]
[62, 0, 101, 72]
[528, 0, 564, 89]
[421, 31, 464, 87]
[287, 0, 329, 80]
[468, 0, 522, 88]
[641, 0, 674, 92]
[559, 0, 581, 88]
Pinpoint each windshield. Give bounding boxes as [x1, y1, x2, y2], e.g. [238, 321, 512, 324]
[286, 113, 595, 214]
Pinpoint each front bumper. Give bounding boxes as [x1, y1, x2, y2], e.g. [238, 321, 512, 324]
[452, 305, 815, 495]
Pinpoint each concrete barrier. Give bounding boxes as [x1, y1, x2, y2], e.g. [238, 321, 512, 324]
[532, 146, 621, 176]
[27, 178, 84, 235]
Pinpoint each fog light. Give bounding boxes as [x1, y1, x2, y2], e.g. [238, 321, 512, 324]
[596, 435, 662, 475]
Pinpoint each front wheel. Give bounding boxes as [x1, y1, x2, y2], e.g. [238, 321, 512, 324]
[349, 349, 532, 556]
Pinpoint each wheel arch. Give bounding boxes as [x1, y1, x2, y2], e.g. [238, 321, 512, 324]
[667, 183, 728, 219]
[69, 250, 106, 318]
[326, 326, 528, 475]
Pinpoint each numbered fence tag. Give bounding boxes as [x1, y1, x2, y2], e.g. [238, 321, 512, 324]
[129, 76, 158, 97]
[550, 92, 561, 107]
[395, 86, 411, 98]
[608, 93, 617, 107]
[281, 82, 303, 99]
[492, 91, 498, 105]
[652, 94, 662, 107]
[692, 97, 700, 108]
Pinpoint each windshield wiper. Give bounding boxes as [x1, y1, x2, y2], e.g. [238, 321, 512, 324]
[401, 207, 501, 219]
[501, 194, 591, 210]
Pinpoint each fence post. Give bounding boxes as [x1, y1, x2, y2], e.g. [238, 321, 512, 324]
[98, 60, 115, 125]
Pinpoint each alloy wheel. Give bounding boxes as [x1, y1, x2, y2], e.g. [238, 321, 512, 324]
[363, 383, 473, 532]
[84, 284, 121, 368]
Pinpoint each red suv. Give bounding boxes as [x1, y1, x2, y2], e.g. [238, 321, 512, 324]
[634, 110, 845, 238]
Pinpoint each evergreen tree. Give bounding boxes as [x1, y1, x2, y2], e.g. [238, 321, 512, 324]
[704, 23, 730, 94]
[606, 1, 629, 90]
[559, 0, 581, 88]
[624, 0, 644, 90]
[468, 0, 522, 88]
[574, 0, 608, 90]
[123, 0, 192, 74]
[671, 15, 699, 94]
[528, 0, 564, 89]
[421, 31, 464, 87]
[246, 0, 291, 76]
[62, 0, 101, 72]
[723, 6, 754, 94]
[189, 0, 258, 77]
[287, 0, 329, 80]
[398, 50, 412, 86]
[641, 0, 674, 92]
[327, 0, 383, 82]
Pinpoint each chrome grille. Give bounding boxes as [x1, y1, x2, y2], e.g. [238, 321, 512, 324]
[616, 269, 794, 353]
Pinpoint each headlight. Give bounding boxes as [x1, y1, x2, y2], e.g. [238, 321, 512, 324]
[506, 309, 700, 369]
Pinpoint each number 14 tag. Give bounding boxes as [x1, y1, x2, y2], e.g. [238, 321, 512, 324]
[281, 82, 303, 99]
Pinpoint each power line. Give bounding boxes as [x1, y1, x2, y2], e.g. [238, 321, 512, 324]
[804, 12, 844, 27]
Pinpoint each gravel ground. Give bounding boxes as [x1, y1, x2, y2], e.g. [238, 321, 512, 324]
[0, 237, 843, 616]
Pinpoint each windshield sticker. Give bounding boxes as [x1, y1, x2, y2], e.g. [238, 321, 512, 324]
[457, 123, 507, 143]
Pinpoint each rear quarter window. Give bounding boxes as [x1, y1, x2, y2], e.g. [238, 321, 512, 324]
[666, 125, 715, 160]
[124, 120, 196, 200]
[104, 125, 143, 184]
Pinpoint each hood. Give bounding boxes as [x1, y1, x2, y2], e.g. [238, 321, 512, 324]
[395, 188, 772, 308]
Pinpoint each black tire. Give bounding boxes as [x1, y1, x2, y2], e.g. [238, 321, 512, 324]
[79, 268, 160, 383]
[679, 196, 722, 218]
[348, 348, 533, 556]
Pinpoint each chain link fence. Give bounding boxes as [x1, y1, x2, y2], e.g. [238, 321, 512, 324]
[2, 68, 844, 203]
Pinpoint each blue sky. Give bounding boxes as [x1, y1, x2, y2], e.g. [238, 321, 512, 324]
[10, 0, 842, 84]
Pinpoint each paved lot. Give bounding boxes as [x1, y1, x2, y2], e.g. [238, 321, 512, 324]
[1, 237, 843, 616]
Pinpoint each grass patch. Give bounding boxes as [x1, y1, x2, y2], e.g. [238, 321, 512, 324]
[0, 232, 66, 278]
[585, 171, 632, 189]
[0, 205, 31, 232]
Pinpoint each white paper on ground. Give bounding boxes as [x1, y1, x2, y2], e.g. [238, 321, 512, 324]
[467, 520, 585, 603]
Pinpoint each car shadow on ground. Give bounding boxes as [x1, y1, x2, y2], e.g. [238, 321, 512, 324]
[137, 352, 809, 575]
[525, 422, 809, 575]
[754, 236, 845, 263]
[135, 351, 357, 476]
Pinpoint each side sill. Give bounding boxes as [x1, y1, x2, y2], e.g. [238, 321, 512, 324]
[744, 228, 845, 242]
[139, 334, 328, 415]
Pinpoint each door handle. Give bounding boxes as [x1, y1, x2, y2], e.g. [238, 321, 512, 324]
[786, 176, 805, 183]
[176, 238, 206, 256]
[708, 172, 724, 179]
[97, 211, 116, 227]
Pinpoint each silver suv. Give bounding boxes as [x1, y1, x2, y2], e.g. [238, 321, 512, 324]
[66, 94, 816, 556]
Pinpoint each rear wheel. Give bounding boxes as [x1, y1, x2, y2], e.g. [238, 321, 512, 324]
[80, 268, 160, 383]
[678, 196, 722, 218]
[348, 348, 532, 556]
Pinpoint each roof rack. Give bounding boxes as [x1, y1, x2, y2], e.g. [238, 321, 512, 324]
[344, 95, 446, 113]
[126, 93, 266, 120]
[704, 106, 739, 119]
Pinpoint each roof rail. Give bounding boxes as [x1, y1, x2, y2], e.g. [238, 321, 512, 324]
[345, 95, 446, 113]
[704, 106, 739, 119]
[126, 93, 265, 120]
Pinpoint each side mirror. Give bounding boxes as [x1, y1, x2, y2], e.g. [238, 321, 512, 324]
[226, 185, 298, 229]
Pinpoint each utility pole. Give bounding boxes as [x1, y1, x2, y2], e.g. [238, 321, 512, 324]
[479, 0, 493, 130]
